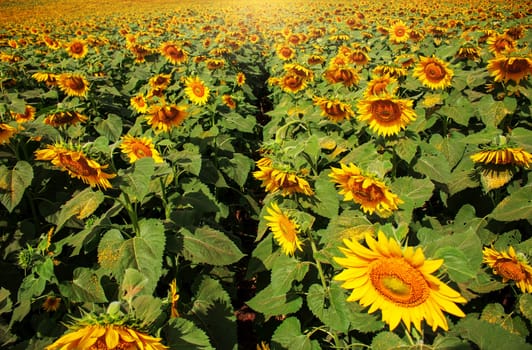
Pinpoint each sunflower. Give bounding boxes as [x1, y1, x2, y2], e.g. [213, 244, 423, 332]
[42, 35, 61, 50]
[276, 44, 295, 60]
[307, 54, 326, 65]
[130, 93, 149, 113]
[32, 72, 58, 87]
[456, 45, 481, 62]
[11, 105, 36, 123]
[42, 296, 61, 312]
[413, 56, 454, 90]
[487, 33, 515, 56]
[483, 246, 532, 293]
[45, 313, 168, 350]
[44, 111, 88, 127]
[334, 231, 467, 332]
[129, 43, 152, 63]
[389, 20, 410, 44]
[324, 65, 359, 87]
[120, 134, 163, 163]
[470, 146, 532, 168]
[65, 39, 88, 59]
[364, 75, 398, 97]
[356, 94, 416, 137]
[313, 96, 354, 122]
[145, 104, 188, 133]
[0, 123, 17, 144]
[206, 58, 225, 70]
[35, 144, 115, 189]
[348, 49, 370, 66]
[160, 42, 188, 64]
[284, 62, 315, 82]
[169, 279, 180, 318]
[236, 72, 246, 86]
[279, 73, 308, 93]
[57, 73, 90, 97]
[253, 157, 314, 197]
[222, 94, 237, 109]
[149, 74, 172, 90]
[264, 202, 303, 256]
[487, 55, 532, 84]
[184, 76, 210, 105]
[372, 64, 408, 79]
[329, 163, 403, 218]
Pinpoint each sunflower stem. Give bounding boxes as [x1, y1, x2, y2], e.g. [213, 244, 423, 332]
[122, 192, 140, 235]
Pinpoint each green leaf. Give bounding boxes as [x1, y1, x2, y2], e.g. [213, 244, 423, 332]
[131, 295, 163, 329]
[246, 284, 303, 318]
[119, 157, 155, 203]
[394, 137, 419, 164]
[271, 317, 318, 350]
[489, 185, 532, 222]
[509, 127, 532, 152]
[97, 229, 125, 275]
[218, 153, 254, 187]
[481, 303, 529, 337]
[414, 150, 451, 185]
[164, 318, 214, 350]
[0, 161, 33, 213]
[121, 268, 149, 301]
[306, 171, 339, 219]
[270, 255, 309, 293]
[391, 176, 434, 223]
[182, 226, 244, 266]
[306, 283, 350, 333]
[454, 315, 532, 350]
[429, 132, 466, 169]
[221, 112, 256, 133]
[0, 288, 12, 315]
[476, 95, 511, 127]
[118, 219, 165, 294]
[518, 294, 532, 322]
[94, 113, 123, 141]
[59, 267, 108, 303]
[167, 143, 202, 176]
[51, 187, 104, 232]
[425, 228, 483, 283]
[371, 332, 407, 350]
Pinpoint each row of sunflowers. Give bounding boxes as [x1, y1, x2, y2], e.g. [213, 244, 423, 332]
[0, 0, 531, 349]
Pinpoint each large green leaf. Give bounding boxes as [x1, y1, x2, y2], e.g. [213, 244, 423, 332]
[0, 288, 12, 315]
[0, 161, 33, 213]
[270, 255, 309, 293]
[413, 149, 451, 185]
[306, 283, 350, 333]
[271, 317, 320, 350]
[430, 132, 466, 169]
[489, 185, 532, 222]
[94, 113, 123, 141]
[306, 171, 339, 219]
[218, 153, 254, 187]
[394, 136, 419, 164]
[245, 284, 303, 319]
[454, 315, 532, 350]
[182, 226, 244, 266]
[391, 176, 434, 223]
[119, 157, 155, 203]
[164, 318, 214, 350]
[118, 219, 165, 294]
[58, 267, 108, 303]
[50, 187, 104, 232]
[371, 332, 407, 350]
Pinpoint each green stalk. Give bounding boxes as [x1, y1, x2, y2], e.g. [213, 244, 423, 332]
[121, 191, 140, 235]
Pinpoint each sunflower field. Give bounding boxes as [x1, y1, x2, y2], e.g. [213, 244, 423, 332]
[1, 0, 531, 349]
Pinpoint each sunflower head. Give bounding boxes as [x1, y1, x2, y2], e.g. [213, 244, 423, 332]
[324, 65, 359, 87]
[57, 73, 90, 97]
[487, 54, 532, 84]
[389, 20, 410, 44]
[356, 94, 416, 137]
[413, 56, 454, 90]
[0, 122, 17, 144]
[264, 202, 303, 256]
[253, 157, 314, 197]
[44, 111, 88, 127]
[145, 104, 188, 133]
[184, 76, 211, 105]
[66, 39, 88, 59]
[160, 42, 188, 64]
[334, 231, 466, 332]
[313, 96, 354, 122]
[483, 246, 532, 293]
[120, 134, 164, 164]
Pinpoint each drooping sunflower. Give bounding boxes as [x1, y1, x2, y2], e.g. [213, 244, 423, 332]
[470, 145, 532, 190]
[149, 74, 172, 90]
[279, 73, 308, 93]
[253, 157, 314, 197]
[348, 49, 370, 66]
[372, 64, 408, 79]
[456, 45, 481, 62]
[57, 73, 90, 97]
[44, 111, 88, 127]
[45, 313, 168, 350]
[313, 96, 354, 122]
[35, 144, 115, 189]
[145, 104, 188, 133]
[65, 39, 88, 59]
[487, 55, 532, 84]
[11, 105, 36, 123]
[120, 134, 163, 163]
[329, 163, 403, 218]
[130, 93, 149, 113]
[206, 58, 226, 70]
[0, 123, 17, 144]
[334, 231, 467, 332]
[324, 65, 359, 87]
[222, 94, 237, 109]
[364, 75, 398, 97]
[169, 279, 180, 318]
[160, 42, 188, 64]
[389, 20, 410, 44]
[284, 62, 315, 83]
[32, 72, 58, 87]
[184, 76, 210, 105]
[483, 246, 532, 293]
[42, 35, 61, 50]
[413, 56, 454, 90]
[307, 54, 326, 66]
[264, 202, 303, 256]
[356, 94, 416, 137]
